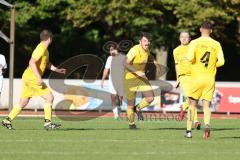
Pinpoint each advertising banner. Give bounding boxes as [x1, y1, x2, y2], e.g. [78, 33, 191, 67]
[1, 79, 240, 113]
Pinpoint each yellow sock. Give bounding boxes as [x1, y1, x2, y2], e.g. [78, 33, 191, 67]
[194, 107, 198, 122]
[203, 106, 211, 125]
[136, 98, 150, 110]
[182, 100, 189, 111]
[44, 103, 52, 122]
[126, 108, 135, 125]
[186, 106, 195, 131]
[8, 104, 22, 121]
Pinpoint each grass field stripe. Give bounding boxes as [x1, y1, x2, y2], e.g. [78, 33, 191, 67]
[1, 151, 240, 155]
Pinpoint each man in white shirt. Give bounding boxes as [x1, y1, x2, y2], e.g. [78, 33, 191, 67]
[101, 45, 123, 119]
[0, 54, 7, 98]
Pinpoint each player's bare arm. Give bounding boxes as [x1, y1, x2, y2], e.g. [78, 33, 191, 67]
[101, 68, 109, 88]
[47, 62, 66, 74]
[29, 57, 43, 86]
[124, 57, 147, 79]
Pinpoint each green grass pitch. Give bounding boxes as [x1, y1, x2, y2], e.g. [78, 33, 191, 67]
[0, 117, 240, 160]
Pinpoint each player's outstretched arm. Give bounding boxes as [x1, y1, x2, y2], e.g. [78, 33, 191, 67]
[47, 62, 66, 74]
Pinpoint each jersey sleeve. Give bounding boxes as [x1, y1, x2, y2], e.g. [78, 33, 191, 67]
[216, 43, 225, 67]
[126, 46, 137, 62]
[105, 56, 112, 69]
[32, 44, 46, 61]
[187, 40, 196, 63]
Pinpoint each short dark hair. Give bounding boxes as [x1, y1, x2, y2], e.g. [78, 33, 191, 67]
[201, 21, 213, 30]
[109, 44, 117, 51]
[40, 30, 53, 41]
[140, 32, 151, 41]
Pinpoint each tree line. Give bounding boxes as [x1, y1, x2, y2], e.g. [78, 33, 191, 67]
[0, 0, 239, 80]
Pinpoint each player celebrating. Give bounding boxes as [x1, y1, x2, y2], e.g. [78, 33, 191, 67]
[2, 30, 66, 130]
[101, 45, 123, 119]
[173, 31, 201, 129]
[185, 21, 225, 139]
[124, 32, 160, 129]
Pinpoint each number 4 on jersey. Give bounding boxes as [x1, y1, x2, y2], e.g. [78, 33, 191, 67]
[200, 51, 210, 67]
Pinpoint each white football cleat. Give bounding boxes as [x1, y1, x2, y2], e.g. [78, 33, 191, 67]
[184, 131, 192, 138]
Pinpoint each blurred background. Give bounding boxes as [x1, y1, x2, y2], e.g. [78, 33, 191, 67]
[0, 0, 239, 81]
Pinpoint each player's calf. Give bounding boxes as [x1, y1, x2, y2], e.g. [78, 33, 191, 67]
[178, 106, 185, 121]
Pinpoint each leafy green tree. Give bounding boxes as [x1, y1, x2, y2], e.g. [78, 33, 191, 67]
[0, 0, 239, 80]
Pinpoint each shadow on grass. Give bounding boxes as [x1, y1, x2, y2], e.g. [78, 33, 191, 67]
[150, 127, 185, 131]
[150, 127, 240, 131]
[211, 128, 240, 131]
[219, 136, 240, 139]
[60, 128, 96, 131]
[60, 128, 136, 131]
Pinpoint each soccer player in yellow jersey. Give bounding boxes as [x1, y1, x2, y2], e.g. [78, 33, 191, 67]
[124, 32, 160, 129]
[173, 31, 201, 129]
[185, 21, 225, 139]
[2, 30, 66, 130]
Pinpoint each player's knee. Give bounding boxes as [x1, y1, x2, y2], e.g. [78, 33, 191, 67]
[46, 93, 54, 103]
[146, 96, 154, 104]
[19, 100, 29, 108]
[127, 103, 135, 109]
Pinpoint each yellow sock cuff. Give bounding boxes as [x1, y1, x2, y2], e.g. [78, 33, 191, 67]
[186, 106, 196, 131]
[44, 103, 52, 121]
[182, 101, 189, 111]
[193, 108, 198, 122]
[8, 104, 22, 120]
[137, 98, 150, 110]
[126, 108, 135, 124]
[44, 103, 52, 107]
[203, 107, 211, 125]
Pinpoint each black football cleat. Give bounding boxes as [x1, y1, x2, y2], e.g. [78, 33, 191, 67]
[2, 120, 15, 130]
[44, 122, 61, 130]
[129, 124, 137, 130]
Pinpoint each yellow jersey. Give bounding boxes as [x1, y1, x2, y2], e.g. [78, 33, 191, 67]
[187, 37, 224, 77]
[125, 44, 149, 79]
[22, 42, 49, 81]
[173, 45, 191, 77]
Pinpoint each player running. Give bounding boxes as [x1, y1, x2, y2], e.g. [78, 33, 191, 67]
[184, 21, 225, 139]
[2, 30, 66, 130]
[124, 32, 160, 129]
[101, 45, 123, 119]
[173, 31, 201, 129]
